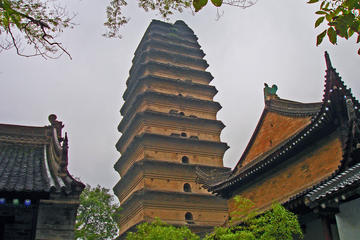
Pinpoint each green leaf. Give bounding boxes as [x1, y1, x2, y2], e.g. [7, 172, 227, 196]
[307, 0, 319, 3]
[320, 1, 325, 9]
[316, 10, 327, 15]
[324, 2, 330, 10]
[327, 27, 337, 44]
[193, 0, 208, 12]
[348, 28, 354, 38]
[350, 22, 359, 32]
[315, 16, 325, 28]
[211, 0, 223, 7]
[344, 0, 357, 9]
[325, 12, 334, 22]
[317, 30, 327, 46]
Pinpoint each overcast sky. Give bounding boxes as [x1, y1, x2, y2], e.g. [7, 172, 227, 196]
[0, 0, 359, 192]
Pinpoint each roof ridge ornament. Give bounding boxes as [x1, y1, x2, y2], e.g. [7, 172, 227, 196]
[48, 114, 64, 141]
[264, 83, 279, 101]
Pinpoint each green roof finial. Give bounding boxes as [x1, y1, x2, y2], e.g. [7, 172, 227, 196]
[264, 83, 278, 101]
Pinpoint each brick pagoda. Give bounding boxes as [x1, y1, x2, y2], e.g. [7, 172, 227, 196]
[113, 20, 230, 237]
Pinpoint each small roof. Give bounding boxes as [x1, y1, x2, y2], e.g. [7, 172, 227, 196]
[197, 52, 360, 202]
[0, 115, 84, 197]
[305, 162, 360, 204]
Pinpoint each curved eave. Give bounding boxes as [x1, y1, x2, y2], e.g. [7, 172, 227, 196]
[118, 91, 222, 133]
[47, 127, 85, 194]
[305, 162, 360, 204]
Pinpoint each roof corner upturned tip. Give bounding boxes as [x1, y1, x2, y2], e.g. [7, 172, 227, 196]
[325, 51, 333, 70]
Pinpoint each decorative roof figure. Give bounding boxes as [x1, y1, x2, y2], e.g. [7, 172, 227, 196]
[263, 83, 278, 101]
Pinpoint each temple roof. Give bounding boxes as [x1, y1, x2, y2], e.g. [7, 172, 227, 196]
[0, 115, 84, 197]
[197, 52, 360, 201]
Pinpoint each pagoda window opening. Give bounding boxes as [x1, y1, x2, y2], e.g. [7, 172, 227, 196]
[179, 112, 185, 116]
[183, 183, 191, 192]
[182, 156, 189, 164]
[181, 132, 187, 137]
[169, 109, 178, 114]
[185, 212, 194, 224]
[178, 93, 183, 97]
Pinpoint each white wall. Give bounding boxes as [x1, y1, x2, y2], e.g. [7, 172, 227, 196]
[336, 198, 360, 240]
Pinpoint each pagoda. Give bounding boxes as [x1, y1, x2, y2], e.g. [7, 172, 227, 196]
[113, 20, 229, 237]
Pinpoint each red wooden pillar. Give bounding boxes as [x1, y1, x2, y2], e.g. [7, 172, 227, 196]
[321, 216, 333, 240]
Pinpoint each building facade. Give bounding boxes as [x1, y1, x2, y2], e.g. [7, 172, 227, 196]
[197, 53, 360, 240]
[113, 20, 229, 237]
[0, 115, 84, 240]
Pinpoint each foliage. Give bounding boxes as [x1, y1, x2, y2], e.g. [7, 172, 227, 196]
[75, 185, 122, 240]
[308, 0, 360, 54]
[125, 218, 200, 240]
[204, 196, 303, 240]
[104, 0, 257, 39]
[2, 0, 358, 58]
[0, 0, 256, 58]
[0, 0, 74, 58]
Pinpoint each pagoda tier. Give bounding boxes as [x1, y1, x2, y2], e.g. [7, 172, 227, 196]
[117, 190, 228, 236]
[127, 60, 214, 87]
[113, 160, 229, 203]
[116, 110, 225, 154]
[114, 132, 228, 176]
[114, 20, 229, 238]
[118, 91, 222, 133]
[130, 47, 209, 73]
[121, 75, 218, 115]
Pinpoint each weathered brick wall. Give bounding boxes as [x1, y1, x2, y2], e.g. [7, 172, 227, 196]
[242, 112, 311, 167]
[35, 199, 79, 240]
[229, 133, 343, 214]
